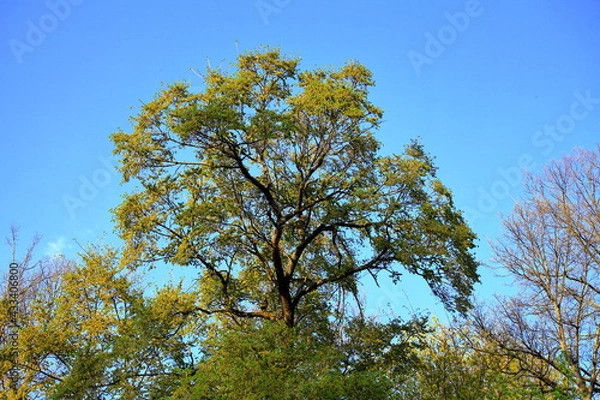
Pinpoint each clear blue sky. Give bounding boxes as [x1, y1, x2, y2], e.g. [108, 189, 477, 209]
[1, 0, 599, 319]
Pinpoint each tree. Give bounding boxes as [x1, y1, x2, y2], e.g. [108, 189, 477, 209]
[1, 227, 54, 399]
[397, 320, 573, 400]
[472, 147, 600, 399]
[110, 47, 479, 329]
[0, 236, 202, 399]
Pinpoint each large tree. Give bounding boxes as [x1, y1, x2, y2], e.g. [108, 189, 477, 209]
[111, 48, 479, 328]
[473, 146, 600, 399]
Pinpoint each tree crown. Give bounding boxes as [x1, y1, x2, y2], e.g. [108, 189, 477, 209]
[111, 48, 479, 327]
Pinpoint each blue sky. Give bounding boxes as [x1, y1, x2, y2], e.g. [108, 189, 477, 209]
[1, 0, 599, 319]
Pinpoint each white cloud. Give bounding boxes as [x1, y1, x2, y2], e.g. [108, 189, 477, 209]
[45, 236, 71, 257]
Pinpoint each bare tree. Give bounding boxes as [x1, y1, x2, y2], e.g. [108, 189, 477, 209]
[473, 146, 600, 400]
[3, 226, 69, 314]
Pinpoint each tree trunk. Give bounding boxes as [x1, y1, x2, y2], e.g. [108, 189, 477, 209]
[278, 279, 295, 328]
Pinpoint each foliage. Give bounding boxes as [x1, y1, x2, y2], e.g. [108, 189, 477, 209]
[0, 240, 203, 399]
[111, 47, 479, 329]
[397, 320, 576, 400]
[169, 315, 428, 400]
